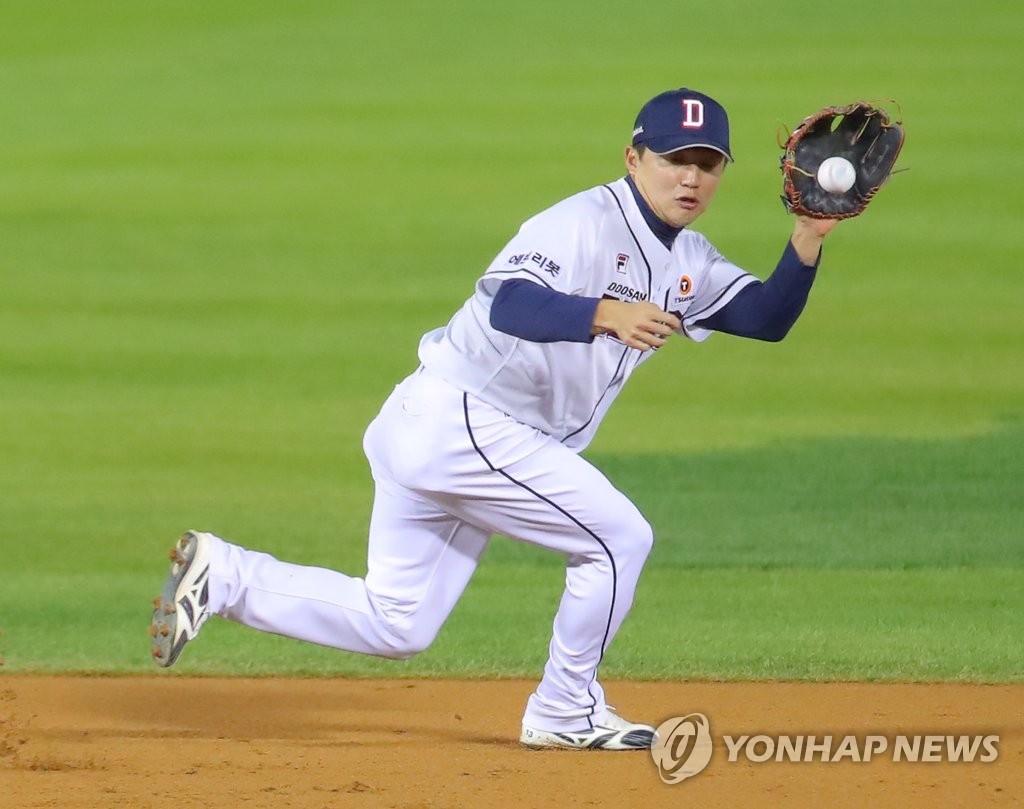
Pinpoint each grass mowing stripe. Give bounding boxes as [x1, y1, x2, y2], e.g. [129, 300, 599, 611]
[2, 420, 1020, 673]
[620, 567, 1024, 682]
[2, 567, 1020, 682]
[593, 425, 1024, 570]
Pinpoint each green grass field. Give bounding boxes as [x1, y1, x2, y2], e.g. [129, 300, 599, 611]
[1, 1, 1022, 682]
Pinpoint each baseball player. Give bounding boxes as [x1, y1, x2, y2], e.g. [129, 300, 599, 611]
[151, 87, 837, 750]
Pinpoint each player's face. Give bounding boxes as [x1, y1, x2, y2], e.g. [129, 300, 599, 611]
[625, 146, 725, 228]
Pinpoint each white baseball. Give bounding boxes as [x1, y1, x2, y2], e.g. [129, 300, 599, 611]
[817, 156, 856, 194]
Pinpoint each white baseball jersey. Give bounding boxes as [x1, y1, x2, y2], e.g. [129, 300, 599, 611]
[418, 177, 757, 450]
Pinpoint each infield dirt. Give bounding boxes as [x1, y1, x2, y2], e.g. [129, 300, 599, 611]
[1, 677, 1020, 808]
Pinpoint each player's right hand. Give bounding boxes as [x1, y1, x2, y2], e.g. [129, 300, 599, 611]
[591, 300, 681, 351]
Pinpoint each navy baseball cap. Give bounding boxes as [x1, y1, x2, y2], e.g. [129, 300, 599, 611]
[631, 88, 733, 162]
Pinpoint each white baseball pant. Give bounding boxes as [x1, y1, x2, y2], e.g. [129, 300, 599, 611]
[205, 367, 654, 732]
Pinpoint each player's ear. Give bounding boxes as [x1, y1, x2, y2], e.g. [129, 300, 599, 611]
[624, 146, 640, 174]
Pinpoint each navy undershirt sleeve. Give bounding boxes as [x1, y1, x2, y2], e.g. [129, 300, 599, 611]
[489, 241, 820, 344]
[490, 278, 599, 343]
[697, 241, 820, 342]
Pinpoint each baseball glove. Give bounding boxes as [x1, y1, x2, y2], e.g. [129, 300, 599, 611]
[780, 102, 905, 219]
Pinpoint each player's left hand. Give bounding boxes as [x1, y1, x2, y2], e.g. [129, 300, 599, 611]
[796, 215, 839, 238]
[790, 215, 838, 265]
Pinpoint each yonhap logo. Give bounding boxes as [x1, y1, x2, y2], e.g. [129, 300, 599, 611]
[650, 713, 713, 784]
[649, 711, 1001, 787]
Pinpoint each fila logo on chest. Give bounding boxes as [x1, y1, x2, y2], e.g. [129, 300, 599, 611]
[607, 251, 646, 300]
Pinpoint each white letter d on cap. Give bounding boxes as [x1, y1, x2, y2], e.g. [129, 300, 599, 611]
[681, 99, 704, 128]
